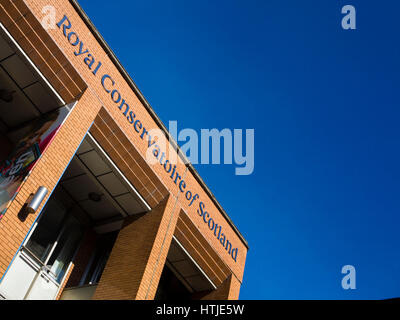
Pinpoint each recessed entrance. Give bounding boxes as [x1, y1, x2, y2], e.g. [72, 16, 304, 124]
[0, 133, 150, 300]
[0, 21, 238, 300]
[155, 237, 216, 300]
[0, 27, 70, 220]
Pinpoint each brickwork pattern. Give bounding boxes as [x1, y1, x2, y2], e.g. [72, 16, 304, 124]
[0, 0, 247, 300]
[0, 89, 100, 280]
[92, 195, 179, 300]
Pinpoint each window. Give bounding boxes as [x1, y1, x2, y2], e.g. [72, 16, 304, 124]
[25, 198, 67, 263]
[25, 195, 83, 283]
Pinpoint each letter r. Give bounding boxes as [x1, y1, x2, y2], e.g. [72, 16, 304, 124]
[56, 15, 72, 36]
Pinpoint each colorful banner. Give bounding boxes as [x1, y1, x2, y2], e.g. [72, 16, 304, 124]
[0, 106, 71, 219]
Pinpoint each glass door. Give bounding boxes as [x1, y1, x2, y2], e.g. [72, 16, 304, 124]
[46, 215, 83, 283]
[0, 195, 83, 300]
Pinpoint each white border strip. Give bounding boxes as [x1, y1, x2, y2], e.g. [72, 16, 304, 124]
[0, 22, 66, 105]
[172, 236, 217, 290]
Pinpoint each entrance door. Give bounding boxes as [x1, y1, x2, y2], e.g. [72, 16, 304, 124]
[0, 195, 83, 300]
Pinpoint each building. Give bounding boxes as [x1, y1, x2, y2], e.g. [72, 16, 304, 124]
[0, 0, 248, 300]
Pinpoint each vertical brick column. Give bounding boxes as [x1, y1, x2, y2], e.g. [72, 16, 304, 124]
[0, 89, 100, 281]
[92, 194, 180, 300]
[198, 274, 242, 300]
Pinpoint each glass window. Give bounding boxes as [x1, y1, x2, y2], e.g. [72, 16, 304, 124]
[25, 198, 67, 262]
[25, 193, 84, 283]
[47, 215, 83, 283]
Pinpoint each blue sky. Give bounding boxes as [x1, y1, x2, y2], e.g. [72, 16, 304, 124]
[78, 0, 400, 299]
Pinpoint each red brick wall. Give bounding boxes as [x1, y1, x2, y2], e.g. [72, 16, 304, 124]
[0, 0, 86, 103]
[0, 0, 248, 300]
[0, 89, 101, 280]
[92, 195, 179, 300]
[22, 0, 247, 281]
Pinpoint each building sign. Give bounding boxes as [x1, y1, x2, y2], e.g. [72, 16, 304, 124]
[0, 106, 71, 219]
[56, 15, 239, 262]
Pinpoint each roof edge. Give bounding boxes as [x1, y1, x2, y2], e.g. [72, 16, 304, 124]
[68, 0, 249, 250]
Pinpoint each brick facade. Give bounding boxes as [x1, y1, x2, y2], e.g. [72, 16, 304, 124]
[0, 0, 248, 300]
[0, 88, 100, 280]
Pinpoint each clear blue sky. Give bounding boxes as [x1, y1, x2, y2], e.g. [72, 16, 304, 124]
[78, 0, 400, 299]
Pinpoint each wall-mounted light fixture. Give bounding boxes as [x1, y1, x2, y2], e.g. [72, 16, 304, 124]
[26, 186, 48, 213]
